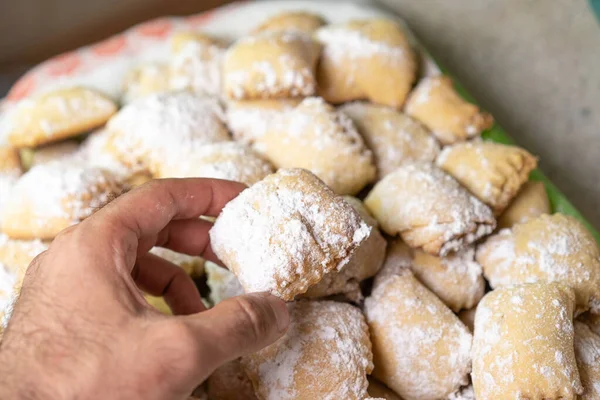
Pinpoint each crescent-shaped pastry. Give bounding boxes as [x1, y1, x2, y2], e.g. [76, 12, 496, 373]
[253, 11, 326, 34]
[497, 181, 551, 229]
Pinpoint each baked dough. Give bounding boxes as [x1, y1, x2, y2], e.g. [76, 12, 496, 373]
[210, 168, 371, 301]
[0, 262, 16, 337]
[30, 141, 80, 167]
[0, 234, 48, 276]
[476, 213, 600, 314]
[367, 377, 404, 400]
[472, 282, 582, 399]
[457, 307, 477, 332]
[405, 77, 493, 145]
[223, 31, 320, 100]
[1, 87, 118, 148]
[156, 142, 274, 186]
[170, 32, 225, 97]
[106, 91, 230, 175]
[235, 97, 376, 195]
[122, 62, 171, 104]
[574, 321, 600, 400]
[364, 163, 495, 256]
[253, 11, 326, 34]
[340, 102, 440, 179]
[149, 247, 205, 277]
[0, 145, 22, 229]
[364, 271, 472, 400]
[205, 262, 245, 305]
[207, 358, 258, 400]
[437, 141, 538, 214]
[144, 294, 172, 315]
[242, 300, 373, 400]
[1, 162, 125, 240]
[316, 19, 417, 109]
[302, 196, 386, 300]
[497, 181, 550, 229]
[446, 386, 475, 400]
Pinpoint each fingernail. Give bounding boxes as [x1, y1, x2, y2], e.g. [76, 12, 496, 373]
[258, 292, 290, 333]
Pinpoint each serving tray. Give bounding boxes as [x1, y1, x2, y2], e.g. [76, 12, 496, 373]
[2, 0, 598, 243]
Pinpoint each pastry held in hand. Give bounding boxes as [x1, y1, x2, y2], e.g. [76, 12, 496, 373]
[223, 31, 320, 100]
[242, 300, 373, 400]
[210, 168, 371, 301]
[121, 62, 170, 104]
[476, 213, 600, 314]
[253, 11, 326, 34]
[207, 358, 258, 400]
[1, 87, 117, 148]
[437, 141, 537, 214]
[340, 102, 440, 179]
[316, 19, 417, 109]
[405, 76, 493, 145]
[497, 181, 550, 228]
[472, 282, 582, 399]
[364, 163, 495, 256]
[574, 321, 600, 400]
[1, 162, 125, 240]
[364, 271, 472, 400]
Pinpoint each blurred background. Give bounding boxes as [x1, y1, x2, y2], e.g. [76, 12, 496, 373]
[0, 0, 599, 229]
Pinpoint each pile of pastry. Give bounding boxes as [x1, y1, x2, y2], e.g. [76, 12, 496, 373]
[1, 9, 600, 400]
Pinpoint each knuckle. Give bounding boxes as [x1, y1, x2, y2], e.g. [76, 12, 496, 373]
[232, 296, 272, 343]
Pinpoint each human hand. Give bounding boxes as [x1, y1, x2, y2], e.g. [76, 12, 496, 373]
[0, 179, 290, 400]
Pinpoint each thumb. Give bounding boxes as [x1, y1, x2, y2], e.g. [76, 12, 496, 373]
[184, 292, 289, 370]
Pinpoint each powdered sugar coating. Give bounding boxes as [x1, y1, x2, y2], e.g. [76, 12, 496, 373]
[210, 168, 371, 301]
[365, 163, 495, 256]
[149, 247, 205, 277]
[30, 141, 80, 167]
[477, 213, 600, 314]
[0, 262, 16, 329]
[446, 385, 475, 400]
[472, 283, 582, 399]
[242, 300, 373, 400]
[170, 36, 224, 97]
[106, 91, 230, 174]
[205, 261, 245, 305]
[364, 271, 472, 400]
[574, 321, 600, 400]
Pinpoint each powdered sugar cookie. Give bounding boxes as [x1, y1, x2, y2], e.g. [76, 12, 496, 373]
[437, 141, 537, 215]
[241, 97, 376, 195]
[30, 141, 80, 167]
[1, 162, 125, 240]
[205, 262, 244, 305]
[170, 32, 225, 97]
[223, 31, 320, 100]
[340, 102, 440, 179]
[242, 300, 373, 400]
[364, 163, 495, 256]
[405, 76, 493, 145]
[122, 62, 170, 104]
[367, 378, 403, 400]
[364, 271, 472, 400]
[0, 146, 22, 228]
[574, 321, 600, 400]
[316, 19, 417, 109]
[0, 234, 48, 276]
[0, 262, 17, 337]
[303, 196, 386, 300]
[156, 142, 273, 186]
[2, 87, 118, 148]
[446, 386, 475, 400]
[477, 213, 600, 314]
[472, 282, 582, 399]
[207, 358, 258, 400]
[106, 91, 230, 175]
[210, 168, 371, 301]
[253, 11, 326, 34]
[497, 181, 550, 229]
[149, 247, 205, 277]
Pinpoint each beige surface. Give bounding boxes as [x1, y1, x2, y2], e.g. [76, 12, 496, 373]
[378, 0, 600, 230]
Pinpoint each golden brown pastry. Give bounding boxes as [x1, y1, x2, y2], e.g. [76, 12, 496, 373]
[236, 97, 376, 195]
[205, 262, 245, 305]
[105, 91, 230, 175]
[574, 321, 600, 400]
[223, 31, 320, 100]
[207, 358, 258, 400]
[364, 271, 472, 400]
[437, 141, 538, 214]
[472, 282, 582, 399]
[497, 181, 550, 229]
[122, 62, 171, 104]
[367, 377, 404, 400]
[210, 168, 371, 301]
[316, 19, 417, 109]
[340, 102, 440, 179]
[446, 386, 475, 400]
[149, 247, 205, 277]
[476, 213, 600, 314]
[364, 163, 495, 256]
[30, 141, 80, 167]
[0, 146, 22, 229]
[253, 11, 326, 34]
[1, 87, 117, 148]
[302, 196, 386, 300]
[405, 76, 493, 145]
[0, 234, 48, 276]
[242, 300, 373, 400]
[170, 32, 225, 97]
[1, 162, 125, 240]
[156, 142, 274, 186]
